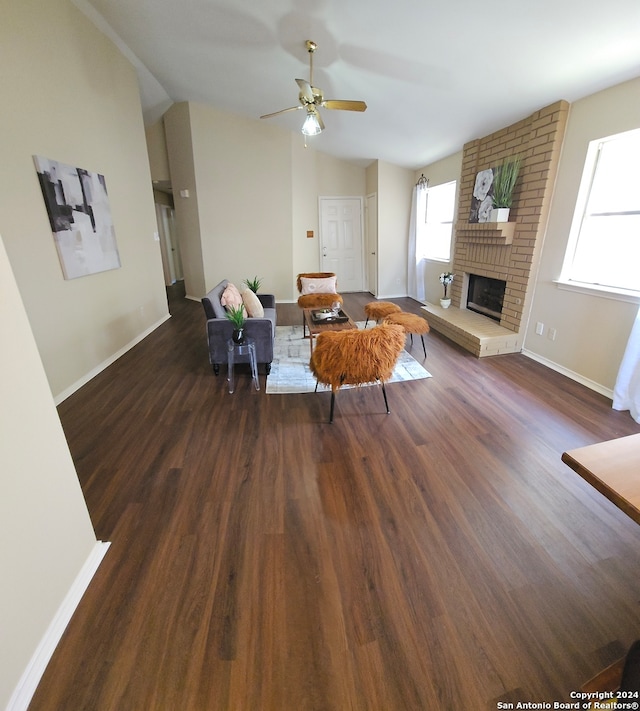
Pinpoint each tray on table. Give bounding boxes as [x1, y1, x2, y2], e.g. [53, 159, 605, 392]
[310, 308, 350, 324]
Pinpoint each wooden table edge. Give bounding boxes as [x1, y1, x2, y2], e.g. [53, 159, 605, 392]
[561, 449, 640, 526]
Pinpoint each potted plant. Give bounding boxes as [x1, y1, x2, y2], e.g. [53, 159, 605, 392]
[439, 272, 454, 308]
[243, 276, 262, 293]
[491, 156, 522, 222]
[225, 304, 246, 343]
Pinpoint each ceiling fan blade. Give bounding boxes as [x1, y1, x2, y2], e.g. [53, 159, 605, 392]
[322, 100, 367, 112]
[295, 78, 315, 103]
[260, 106, 302, 120]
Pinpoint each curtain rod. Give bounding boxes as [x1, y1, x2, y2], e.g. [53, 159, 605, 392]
[416, 174, 428, 188]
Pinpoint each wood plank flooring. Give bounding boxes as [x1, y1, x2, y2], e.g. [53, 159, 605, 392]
[29, 288, 640, 710]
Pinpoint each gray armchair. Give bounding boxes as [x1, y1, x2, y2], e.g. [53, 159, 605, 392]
[201, 280, 277, 376]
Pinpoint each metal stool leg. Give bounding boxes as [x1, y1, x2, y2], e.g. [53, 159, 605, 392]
[329, 392, 336, 423]
[381, 382, 390, 414]
[421, 334, 427, 358]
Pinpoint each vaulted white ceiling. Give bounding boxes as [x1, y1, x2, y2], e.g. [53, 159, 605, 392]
[74, 0, 640, 169]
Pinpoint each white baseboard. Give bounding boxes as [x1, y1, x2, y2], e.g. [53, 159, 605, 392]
[376, 292, 408, 300]
[6, 541, 111, 711]
[521, 349, 613, 400]
[54, 315, 171, 405]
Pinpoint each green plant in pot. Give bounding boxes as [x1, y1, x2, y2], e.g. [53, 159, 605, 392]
[491, 156, 522, 222]
[243, 276, 262, 293]
[226, 304, 246, 344]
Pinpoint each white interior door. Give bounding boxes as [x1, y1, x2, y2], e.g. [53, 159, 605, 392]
[319, 197, 364, 292]
[155, 203, 182, 285]
[366, 193, 378, 295]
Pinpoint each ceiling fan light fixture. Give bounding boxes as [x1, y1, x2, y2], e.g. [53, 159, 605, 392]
[301, 108, 322, 136]
[261, 40, 365, 139]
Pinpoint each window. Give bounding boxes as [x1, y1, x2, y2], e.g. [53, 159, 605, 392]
[419, 180, 456, 262]
[561, 128, 640, 294]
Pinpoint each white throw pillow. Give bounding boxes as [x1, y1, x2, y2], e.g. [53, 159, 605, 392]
[300, 276, 337, 295]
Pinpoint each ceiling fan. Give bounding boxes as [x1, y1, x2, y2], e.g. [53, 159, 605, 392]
[260, 40, 367, 136]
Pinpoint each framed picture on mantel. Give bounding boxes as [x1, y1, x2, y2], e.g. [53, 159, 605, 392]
[469, 168, 495, 223]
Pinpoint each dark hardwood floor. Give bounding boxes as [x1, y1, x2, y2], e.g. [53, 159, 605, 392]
[29, 287, 640, 710]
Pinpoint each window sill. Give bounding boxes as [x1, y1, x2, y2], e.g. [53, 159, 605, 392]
[554, 279, 640, 304]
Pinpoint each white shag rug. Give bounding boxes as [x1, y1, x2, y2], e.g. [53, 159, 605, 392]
[266, 321, 432, 394]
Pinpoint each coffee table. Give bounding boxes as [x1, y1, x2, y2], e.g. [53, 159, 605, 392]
[303, 308, 358, 357]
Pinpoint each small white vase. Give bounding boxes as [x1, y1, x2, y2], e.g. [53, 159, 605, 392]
[490, 207, 510, 222]
[440, 298, 451, 309]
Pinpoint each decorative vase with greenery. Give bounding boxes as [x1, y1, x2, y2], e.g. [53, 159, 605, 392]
[439, 272, 454, 308]
[243, 276, 262, 293]
[225, 304, 246, 344]
[491, 156, 522, 222]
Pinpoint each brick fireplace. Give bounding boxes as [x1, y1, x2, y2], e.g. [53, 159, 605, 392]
[423, 100, 569, 357]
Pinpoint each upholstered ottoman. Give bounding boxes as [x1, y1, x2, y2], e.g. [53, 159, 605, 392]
[364, 301, 401, 327]
[383, 312, 430, 358]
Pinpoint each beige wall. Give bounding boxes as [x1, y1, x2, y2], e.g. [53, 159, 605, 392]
[0, 234, 97, 708]
[145, 120, 171, 183]
[414, 152, 463, 305]
[191, 103, 294, 299]
[524, 77, 640, 393]
[376, 161, 415, 298]
[0, 0, 169, 401]
[292, 137, 321, 294]
[163, 103, 207, 299]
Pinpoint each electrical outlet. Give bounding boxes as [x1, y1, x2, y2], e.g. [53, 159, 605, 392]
[548, 328, 557, 341]
[535, 322, 544, 335]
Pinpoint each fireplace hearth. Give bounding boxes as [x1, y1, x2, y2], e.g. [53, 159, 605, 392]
[467, 274, 506, 322]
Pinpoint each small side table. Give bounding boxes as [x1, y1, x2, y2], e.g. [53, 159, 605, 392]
[227, 338, 260, 394]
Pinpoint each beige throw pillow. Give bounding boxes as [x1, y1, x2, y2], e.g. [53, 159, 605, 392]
[300, 276, 337, 295]
[242, 288, 264, 318]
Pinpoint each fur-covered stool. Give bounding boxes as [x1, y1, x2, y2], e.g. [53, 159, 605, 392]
[364, 301, 401, 327]
[384, 312, 430, 358]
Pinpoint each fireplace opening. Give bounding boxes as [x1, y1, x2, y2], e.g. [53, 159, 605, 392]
[467, 274, 506, 322]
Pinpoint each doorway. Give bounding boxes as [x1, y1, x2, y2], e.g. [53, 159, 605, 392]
[319, 197, 364, 292]
[155, 203, 183, 286]
[365, 193, 378, 295]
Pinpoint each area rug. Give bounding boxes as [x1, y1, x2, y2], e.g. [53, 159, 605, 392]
[266, 321, 432, 394]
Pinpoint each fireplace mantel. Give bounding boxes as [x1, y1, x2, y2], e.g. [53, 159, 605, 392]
[455, 221, 515, 246]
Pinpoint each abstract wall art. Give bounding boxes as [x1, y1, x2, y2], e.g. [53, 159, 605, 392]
[33, 155, 121, 279]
